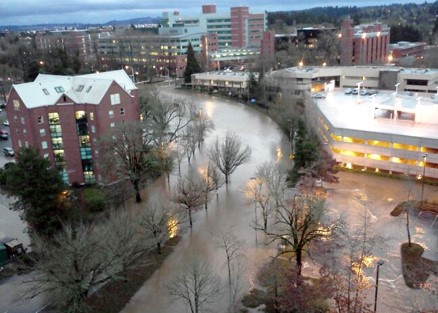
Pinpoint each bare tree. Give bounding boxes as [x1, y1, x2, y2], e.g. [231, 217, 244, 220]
[216, 227, 244, 288]
[173, 174, 205, 228]
[139, 197, 182, 254]
[198, 162, 223, 209]
[263, 193, 342, 276]
[182, 125, 198, 164]
[167, 257, 222, 313]
[329, 207, 381, 313]
[193, 109, 215, 148]
[208, 131, 252, 185]
[245, 176, 271, 231]
[155, 142, 176, 184]
[173, 140, 187, 174]
[98, 121, 153, 203]
[25, 211, 154, 312]
[256, 162, 288, 210]
[141, 90, 195, 147]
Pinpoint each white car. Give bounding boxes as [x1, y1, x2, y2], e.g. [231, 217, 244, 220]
[3, 120, 9, 127]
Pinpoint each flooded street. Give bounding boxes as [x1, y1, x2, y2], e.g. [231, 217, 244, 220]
[123, 88, 437, 313]
[122, 89, 292, 313]
[325, 172, 438, 312]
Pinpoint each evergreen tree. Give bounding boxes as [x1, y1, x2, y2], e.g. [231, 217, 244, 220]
[247, 72, 258, 101]
[3, 147, 71, 237]
[183, 42, 201, 84]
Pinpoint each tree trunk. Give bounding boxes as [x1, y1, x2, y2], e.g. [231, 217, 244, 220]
[157, 242, 161, 254]
[406, 210, 411, 246]
[188, 208, 193, 228]
[133, 180, 142, 203]
[296, 248, 303, 276]
[225, 173, 229, 185]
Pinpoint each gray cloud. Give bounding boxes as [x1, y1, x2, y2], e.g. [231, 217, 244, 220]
[1, 0, 426, 26]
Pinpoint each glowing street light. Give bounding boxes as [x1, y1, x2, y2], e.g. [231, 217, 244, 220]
[124, 65, 135, 83]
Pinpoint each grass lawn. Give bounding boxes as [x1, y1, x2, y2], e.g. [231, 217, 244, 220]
[85, 236, 180, 313]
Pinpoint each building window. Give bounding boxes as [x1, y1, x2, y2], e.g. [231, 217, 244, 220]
[109, 110, 114, 118]
[16, 129, 20, 135]
[86, 86, 92, 93]
[110, 122, 115, 128]
[21, 117, 25, 124]
[18, 139, 22, 147]
[110, 93, 121, 105]
[120, 107, 125, 116]
[43, 153, 49, 158]
[90, 112, 94, 121]
[76, 85, 85, 92]
[38, 116, 44, 124]
[25, 141, 29, 148]
[42, 88, 50, 95]
[75, 111, 86, 121]
[54, 86, 65, 93]
[23, 129, 27, 136]
[40, 128, 46, 136]
[42, 141, 48, 149]
[91, 125, 96, 133]
[14, 115, 17, 123]
[13, 100, 20, 110]
[48, 113, 60, 124]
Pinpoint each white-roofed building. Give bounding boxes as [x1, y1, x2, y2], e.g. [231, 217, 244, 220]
[5, 70, 139, 185]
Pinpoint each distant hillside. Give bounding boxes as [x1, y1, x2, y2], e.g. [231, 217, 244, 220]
[0, 16, 161, 32]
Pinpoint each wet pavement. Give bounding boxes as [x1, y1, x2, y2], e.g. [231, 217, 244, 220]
[325, 172, 438, 312]
[121, 89, 292, 313]
[122, 88, 437, 313]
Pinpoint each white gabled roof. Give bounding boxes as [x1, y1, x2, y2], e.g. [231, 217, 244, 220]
[13, 70, 137, 109]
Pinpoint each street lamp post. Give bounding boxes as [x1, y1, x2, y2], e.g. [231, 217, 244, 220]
[394, 83, 400, 95]
[374, 260, 385, 313]
[421, 153, 428, 209]
[357, 81, 363, 104]
[250, 177, 259, 244]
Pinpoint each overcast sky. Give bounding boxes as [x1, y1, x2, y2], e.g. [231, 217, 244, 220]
[1, 0, 428, 26]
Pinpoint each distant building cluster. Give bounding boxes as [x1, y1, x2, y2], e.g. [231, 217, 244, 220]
[31, 4, 273, 79]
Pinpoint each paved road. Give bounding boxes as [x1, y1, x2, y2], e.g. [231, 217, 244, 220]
[122, 88, 437, 313]
[121, 89, 291, 313]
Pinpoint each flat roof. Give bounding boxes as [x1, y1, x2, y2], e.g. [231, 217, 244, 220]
[316, 89, 438, 140]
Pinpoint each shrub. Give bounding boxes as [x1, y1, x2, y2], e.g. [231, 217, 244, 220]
[84, 188, 105, 213]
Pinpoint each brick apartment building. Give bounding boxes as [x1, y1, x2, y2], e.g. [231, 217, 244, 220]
[340, 19, 390, 66]
[34, 29, 101, 69]
[5, 70, 139, 185]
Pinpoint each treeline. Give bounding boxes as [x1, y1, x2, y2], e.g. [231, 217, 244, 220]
[267, 6, 360, 27]
[390, 25, 423, 43]
[268, 1, 438, 44]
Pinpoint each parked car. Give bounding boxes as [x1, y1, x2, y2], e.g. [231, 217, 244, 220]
[0, 129, 8, 140]
[312, 92, 326, 99]
[344, 88, 353, 95]
[3, 120, 9, 127]
[3, 147, 14, 157]
[352, 88, 359, 95]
